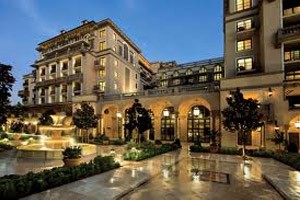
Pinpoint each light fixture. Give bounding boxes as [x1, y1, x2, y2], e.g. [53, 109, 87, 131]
[193, 107, 200, 116]
[116, 112, 122, 118]
[274, 120, 279, 131]
[163, 109, 170, 117]
[268, 87, 273, 97]
[295, 120, 300, 129]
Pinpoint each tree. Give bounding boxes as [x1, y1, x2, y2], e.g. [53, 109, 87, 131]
[9, 102, 26, 119]
[39, 110, 55, 125]
[222, 88, 263, 157]
[124, 99, 153, 143]
[72, 103, 98, 143]
[271, 130, 285, 151]
[0, 63, 15, 128]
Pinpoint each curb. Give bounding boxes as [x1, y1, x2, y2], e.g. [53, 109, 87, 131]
[262, 174, 290, 200]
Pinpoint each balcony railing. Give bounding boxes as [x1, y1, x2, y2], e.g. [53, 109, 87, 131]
[94, 60, 105, 70]
[35, 73, 83, 87]
[277, 24, 300, 44]
[283, 6, 300, 17]
[101, 83, 217, 101]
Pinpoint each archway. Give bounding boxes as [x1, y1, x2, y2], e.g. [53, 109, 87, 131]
[187, 105, 211, 143]
[161, 107, 175, 141]
[101, 105, 118, 139]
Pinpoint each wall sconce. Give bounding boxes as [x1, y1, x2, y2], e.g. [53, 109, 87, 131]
[163, 109, 170, 117]
[116, 112, 122, 118]
[193, 107, 200, 116]
[274, 120, 279, 131]
[295, 120, 300, 129]
[268, 87, 273, 97]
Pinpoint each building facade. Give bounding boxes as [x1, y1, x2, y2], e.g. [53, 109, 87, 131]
[18, 0, 300, 150]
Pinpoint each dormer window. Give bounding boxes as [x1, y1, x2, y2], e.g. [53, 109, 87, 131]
[199, 67, 207, 73]
[214, 65, 222, 72]
[186, 69, 193, 75]
[174, 71, 179, 77]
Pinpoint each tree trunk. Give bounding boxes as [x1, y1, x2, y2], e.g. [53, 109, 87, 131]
[242, 143, 246, 158]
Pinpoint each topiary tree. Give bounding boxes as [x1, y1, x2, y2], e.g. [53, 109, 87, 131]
[0, 63, 15, 129]
[124, 99, 153, 143]
[222, 88, 263, 158]
[72, 103, 98, 143]
[271, 130, 285, 152]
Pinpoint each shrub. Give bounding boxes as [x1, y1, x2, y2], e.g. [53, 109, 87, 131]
[0, 133, 8, 139]
[189, 145, 210, 153]
[155, 139, 162, 145]
[62, 146, 82, 159]
[287, 143, 298, 153]
[0, 143, 14, 150]
[172, 139, 182, 148]
[0, 155, 120, 199]
[109, 139, 125, 145]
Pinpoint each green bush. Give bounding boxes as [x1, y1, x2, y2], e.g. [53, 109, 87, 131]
[0, 155, 120, 199]
[189, 145, 210, 153]
[109, 139, 125, 145]
[62, 146, 82, 159]
[0, 143, 14, 150]
[0, 133, 8, 139]
[123, 143, 178, 161]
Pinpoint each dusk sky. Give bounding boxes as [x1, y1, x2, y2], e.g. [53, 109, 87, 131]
[0, 0, 223, 103]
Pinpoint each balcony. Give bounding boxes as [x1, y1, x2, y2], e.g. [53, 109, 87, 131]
[94, 60, 105, 70]
[277, 24, 300, 45]
[283, 6, 300, 24]
[236, 66, 257, 75]
[61, 88, 67, 93]
[93, 85, 105, 94]
[101, 83, 217, 101]
[35, 73, 83, 87]
[50, 90, 56, 95]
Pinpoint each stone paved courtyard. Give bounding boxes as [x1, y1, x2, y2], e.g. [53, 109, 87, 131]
[1, 144, 300, 199]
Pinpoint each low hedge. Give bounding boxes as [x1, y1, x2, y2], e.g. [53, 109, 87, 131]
[0, 143, 14, 150]
[0, 156, 120, 200]
[123, 143, 180, 161]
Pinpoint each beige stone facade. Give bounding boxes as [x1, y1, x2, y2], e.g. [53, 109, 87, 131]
[18, 1, 300, 151]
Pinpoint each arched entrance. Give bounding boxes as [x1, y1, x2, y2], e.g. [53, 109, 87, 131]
[161, 107, 175, 141]
[187, 105, 210, 143]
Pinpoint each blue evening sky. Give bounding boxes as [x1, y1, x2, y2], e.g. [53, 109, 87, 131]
[0, 0, 223, 103]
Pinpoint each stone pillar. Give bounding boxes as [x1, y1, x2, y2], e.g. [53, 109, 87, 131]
[179, 115, 187, 142]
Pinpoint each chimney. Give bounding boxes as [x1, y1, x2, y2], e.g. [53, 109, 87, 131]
[60, 29, 66, 34]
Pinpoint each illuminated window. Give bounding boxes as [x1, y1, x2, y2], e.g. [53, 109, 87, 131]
[99, 69, 105, 77]
[237, 39, 252, 51]
[114, 71, 118, 78]
[114, 83, 118, 90]
[113, 46, 116, 52]
[99, 29, 106, 38]
[199, 67, 207, 73]
[162, 73, 168, 79]
[214, 73, 222, 80]
[236, 0, 251, 11]
[74, 57, 81, 67]
[114, 60, 118, 67]
[100, 57, 106, 66]
[99, 81, 105, 91]
[237, 57, 253, 71]
[237, 19, 252, 32]
[214, 65, 222, 72]
[161, 80, 168, 87]
[113, 33, 117, 41]
[186, 69, 193, 75]
[284, 50, 300, 62]
[173, 79, 180, 85]
[174, 71, 179, 77]
[99, 41, 106, 51]
[199, 75, 207, 82]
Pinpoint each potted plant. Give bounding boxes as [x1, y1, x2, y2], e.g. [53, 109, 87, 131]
[103, 135, 109, 145]
[62, 146, 82, 167]
[209, 130, 220, 153]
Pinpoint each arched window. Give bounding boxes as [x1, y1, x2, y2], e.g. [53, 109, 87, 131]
[161, 107, 175, 141]
[124, 44, 129, 60]
[214, 65, 222, 72]
[173, 70, 179, 77]
[187, 105, 210, 143]
[199, 67, 207, 73]
[186, 69, 193, 75]
[162, 73, 168, 79]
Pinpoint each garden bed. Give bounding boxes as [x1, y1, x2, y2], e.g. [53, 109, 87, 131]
[0, 155, 120, 199]
[189, 145, 300, 171]
[123, 142, 180, 161]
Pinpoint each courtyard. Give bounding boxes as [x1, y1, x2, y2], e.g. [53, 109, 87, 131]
[1, 144, 299, 199]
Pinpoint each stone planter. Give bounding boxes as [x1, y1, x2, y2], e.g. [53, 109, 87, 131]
[63, 158, 82, 167]
[210, 146, 219, 153]
[103, 140, 109, 145]
[13, 134, 21, 141]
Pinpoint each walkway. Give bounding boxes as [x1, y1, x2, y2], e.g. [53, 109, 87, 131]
[1, 144, 299, 199]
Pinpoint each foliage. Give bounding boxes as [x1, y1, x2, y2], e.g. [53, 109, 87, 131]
[287, 143, 298, 153]
[123, 142, 179, 161]
[38, 110, 55, 125]
[0, 64, 15, 126]
[62, 146, 82, 159]
[172, 139, 182, 148]
[270, 130, 285, 150]
[155, 139, 162, 145]
[0, 133, 8, 139]
[9, 121, 24, 133]
[109, 139, 125, 145]
[0, 155, 119, 199]
[189, 145, 210, 153]
[222, 88, 263, 157]
[124, 99, 153, 142]
[73, 103, 98, 130]
[0, 142, 14, 150]
[9, 102, 26, 119]
[209, 130, 220, 146]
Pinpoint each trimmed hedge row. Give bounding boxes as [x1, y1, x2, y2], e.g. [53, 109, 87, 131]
[0, 143, 14, 150]
[123, 143, 180, 161]
[0, 156, 120, 200]
[190, 145, 300, 171]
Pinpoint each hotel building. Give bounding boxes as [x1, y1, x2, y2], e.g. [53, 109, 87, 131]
[18, 0, 300, 150]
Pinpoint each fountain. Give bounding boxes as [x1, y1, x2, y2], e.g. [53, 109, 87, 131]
[17, 114, 97, 159]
